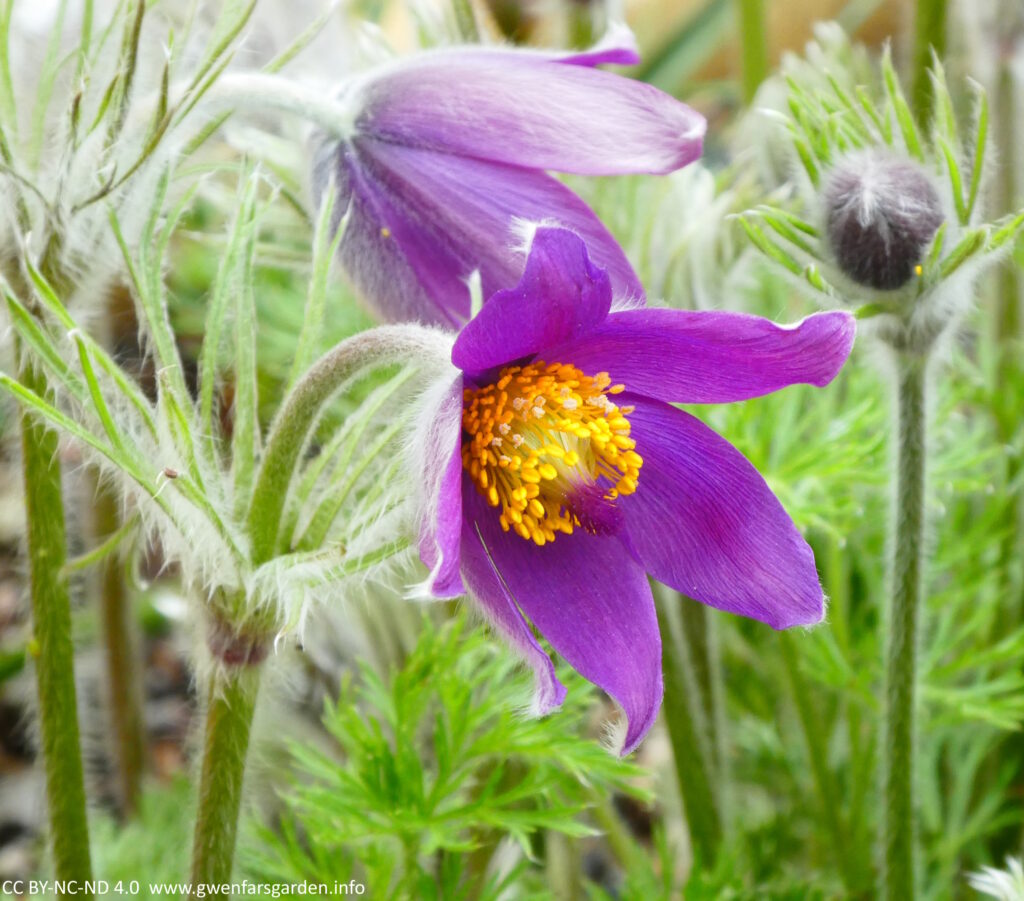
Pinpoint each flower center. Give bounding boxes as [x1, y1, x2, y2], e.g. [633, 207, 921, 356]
[462, 361, 642, 546]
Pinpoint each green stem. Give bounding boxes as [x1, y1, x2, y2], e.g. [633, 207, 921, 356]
[96, 484, 145, 817]
[991, 24, 1024, 854]
[734, 0, 769, 104]
[824, 534, 873, 886]
[204, 73, 361, 140]
[189, 658, 262, 896]
[544, 832, 581, 901]
[679, 600, 714, 743]
[993, 37, 1023, 619]
[780, 633, 856, 891]
[881, 355, 928, 900]
[567, 2, 598, 51]
[679, 598, 729, 823]
[592, 799, 645, 872]
[402, 835, 421, 896]
[19, 354, 94, 891]
[911, 0, 947, 122]
[247, 325, 447, 565]
[656, 586, 723, 865]
[450, 0, 480, 42]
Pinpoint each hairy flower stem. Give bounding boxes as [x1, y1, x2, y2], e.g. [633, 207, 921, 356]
[734, 0, 769, 104]
[546, 832, 583, 901]
[911, 0, 947, 122]
[882, 353, 929, 901]
[248, 325, 449, 564]
[821, 534, 873, 885]
[567, 2, 598, 50]
[19, 353, 94, 891]
[679, 599, 730, 829]
[993, 49, 1023, 620]
[592, 799, 645, 871]
[780, 633, 856, 891]
[656, 586, 723, 865]
[206, 74, 361, 140]
[96, 484, 145, 817]
[189, 655, 263, 896]
[681, 600, 714, 730]
[451, 0, 480, 42]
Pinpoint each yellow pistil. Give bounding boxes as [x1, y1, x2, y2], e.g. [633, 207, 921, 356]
[462, 360, 642, 546]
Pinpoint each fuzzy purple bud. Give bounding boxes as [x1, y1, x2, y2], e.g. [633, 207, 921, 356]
[824, 153, 945, 291]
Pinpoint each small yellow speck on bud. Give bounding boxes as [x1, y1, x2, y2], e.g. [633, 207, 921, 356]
[914, 264, 923, 277]
[380, 227, 391, 238]
[27, 638, 41, 659]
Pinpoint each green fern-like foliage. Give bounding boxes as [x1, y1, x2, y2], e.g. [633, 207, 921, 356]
[246, 612, 651, 899]
[90, 779, 195, 894]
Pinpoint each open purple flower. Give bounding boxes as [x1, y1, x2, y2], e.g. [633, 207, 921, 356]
[415, 227, 856, 754]
[311, 30, 705, 327]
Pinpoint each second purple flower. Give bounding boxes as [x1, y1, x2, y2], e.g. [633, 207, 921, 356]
[311, 31, 705, 327]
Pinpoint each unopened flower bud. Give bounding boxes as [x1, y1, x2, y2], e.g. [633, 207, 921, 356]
[824, 152, 945, 291]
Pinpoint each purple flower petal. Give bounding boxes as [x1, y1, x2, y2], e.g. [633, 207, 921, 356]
[556, 23, 641, 66]
[544, 309, 856, 403]
[463, 484, 662, 754]
[453, 227, 612, 374]
[355, 48, 705, 176]
[415, 375, 465, 598]
[460, 485, 567, 715]
[313, 142, 461, 325]
[313, 140, 640, 326]
[619, 396, 824, 629]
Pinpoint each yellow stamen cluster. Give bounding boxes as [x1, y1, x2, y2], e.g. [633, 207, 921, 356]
[462, 360, 643, 545]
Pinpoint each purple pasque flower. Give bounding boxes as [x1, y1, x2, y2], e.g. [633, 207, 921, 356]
[311, 28, 705, 327]
[415, 227, 856, 754]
